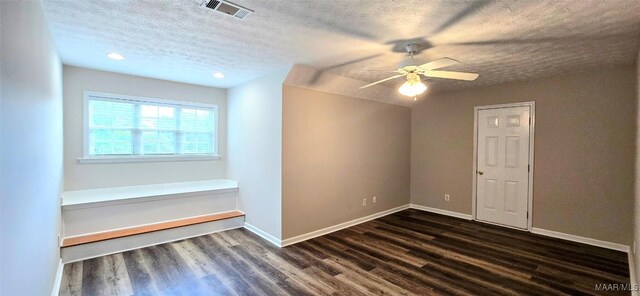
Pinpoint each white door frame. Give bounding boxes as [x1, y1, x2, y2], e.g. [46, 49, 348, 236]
[472, 101, 536, 231]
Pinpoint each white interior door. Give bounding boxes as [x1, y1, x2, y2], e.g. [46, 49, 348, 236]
[476, 105, 531, 229]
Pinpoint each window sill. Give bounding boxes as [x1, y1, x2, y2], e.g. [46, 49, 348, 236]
[78, 155, 222, 164]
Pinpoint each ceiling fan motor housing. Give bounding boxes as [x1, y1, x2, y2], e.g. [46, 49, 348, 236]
[399, 44, 426, 71]
[405, 44, 421, 54]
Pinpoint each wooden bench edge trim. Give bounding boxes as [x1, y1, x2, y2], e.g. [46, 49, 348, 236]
[62, 211, 245, 248]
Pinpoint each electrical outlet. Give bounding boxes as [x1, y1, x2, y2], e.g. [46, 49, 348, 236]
[444, 194, 450, 201]
[372, 196, 377, 203]
[362, 198, 367, 206]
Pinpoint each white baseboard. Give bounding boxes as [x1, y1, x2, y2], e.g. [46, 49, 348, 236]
[409, 204, 473, 220]
[279, 204, 410, 247]
[408, 204, 630, 254]
[51, 258, 63, 296]
[629, 251, 639, 296]
[244, 202, 638, 290]
[531, 227, 630, 253]
[243, 222, 282, 247]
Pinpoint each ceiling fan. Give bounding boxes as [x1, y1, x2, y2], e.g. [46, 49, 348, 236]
[359, 44, 479, 99]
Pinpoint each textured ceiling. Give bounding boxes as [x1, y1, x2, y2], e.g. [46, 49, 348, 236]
[42, 0, 640, 94]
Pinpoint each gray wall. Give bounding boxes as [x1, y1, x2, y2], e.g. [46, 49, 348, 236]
[0, 1, 64, 295]
[412, 66, 636, 245]
[63, 66, 227, 190]
[227, 69, 289, 240]
[282, 86, 411, 239]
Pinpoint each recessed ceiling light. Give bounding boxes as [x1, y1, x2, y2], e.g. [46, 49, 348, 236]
[213, 72, 225, 79]
[106, 52, 125, 60]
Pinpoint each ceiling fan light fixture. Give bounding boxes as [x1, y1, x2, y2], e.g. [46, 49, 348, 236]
[399, 81, 427, 96]
[399, 73, 427, 97]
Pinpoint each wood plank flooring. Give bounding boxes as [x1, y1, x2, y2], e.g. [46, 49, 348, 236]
[59, 209, 631, 295]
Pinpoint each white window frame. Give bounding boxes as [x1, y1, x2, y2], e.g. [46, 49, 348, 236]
[79, 91, 221, 164]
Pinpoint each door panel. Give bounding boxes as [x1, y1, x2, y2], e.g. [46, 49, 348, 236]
[485, 137, 498, 167]
[505, 136, 520, 168]
[504, 181, 518, 213]
[476, 106, 530, 229]
[484, 179, 497, 209]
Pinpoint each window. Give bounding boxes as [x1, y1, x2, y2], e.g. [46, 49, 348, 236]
[81, 91, 219, 163]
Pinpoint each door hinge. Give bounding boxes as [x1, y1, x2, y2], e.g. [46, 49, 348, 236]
[527, 212, 529, 219]
[528, 164, 530, 172]
[529, 117, 531, 125]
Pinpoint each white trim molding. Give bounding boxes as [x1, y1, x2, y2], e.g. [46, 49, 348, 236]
[82, 90, 220, 162]
[280, 205, 410, 247]
[410, 204, 632, 254]
[244, 205, 412, 248]
[78, 154, 221, 164]
[409, 204, 472, 220]
[531, 227, 630, 252]
[51, 258, 63, 296]
[251, 203, 608, 248]
[472, 101, 536, 231]
[629, 252, 639, 296]
[243, 222, 282, 247]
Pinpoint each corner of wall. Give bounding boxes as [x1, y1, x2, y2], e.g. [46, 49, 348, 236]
[1, 1, 65, 295]
[227, 67, 292, 240]
[280, 80, 412, 240]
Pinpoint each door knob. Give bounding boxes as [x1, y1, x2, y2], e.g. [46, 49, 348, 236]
[476, 170, 484, 175]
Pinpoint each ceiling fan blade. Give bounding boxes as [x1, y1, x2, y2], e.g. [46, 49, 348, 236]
[323, 54, 386, 71]
[308, 54, 385, 84]
[432, 0, 491, 34]
[365, 69, 401, 73]
[359, 74, 405, 89]
[423, 70, 479, 81]
[418, 57, 460, 70]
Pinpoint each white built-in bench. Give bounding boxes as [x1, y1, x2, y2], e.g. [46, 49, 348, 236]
[61, 180, 243, 262]
[62, 179, 239, 208]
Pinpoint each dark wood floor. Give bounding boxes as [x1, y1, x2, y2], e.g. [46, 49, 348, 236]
[59, 209, 631, 295]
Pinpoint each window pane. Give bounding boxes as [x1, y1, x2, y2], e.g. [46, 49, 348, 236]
[89, 129, 132, 155]
[86, 94, 217, 157]
[183, 133, 213, 154]
[181, 108, 213, 132]
[141, 105, 176, 130]
[89, 100, 134, 128]
[141, 131, 175, 154]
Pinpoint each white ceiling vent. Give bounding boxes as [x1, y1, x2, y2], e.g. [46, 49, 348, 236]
[199, 0, 253, 19]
